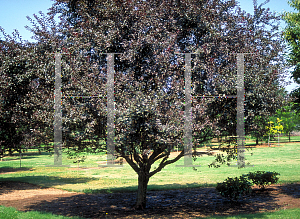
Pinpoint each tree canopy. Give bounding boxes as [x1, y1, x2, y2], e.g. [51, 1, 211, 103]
[283, 0, 300, 113]
[0, 28, 54, 158]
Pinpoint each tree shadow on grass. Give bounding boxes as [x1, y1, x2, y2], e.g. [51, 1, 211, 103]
[0, 166, 32, 174]
[148, 182, 216, 191]
[23, 183, 284, 219]
[81, 182, 216, 195]
[0, 175, 94, 195]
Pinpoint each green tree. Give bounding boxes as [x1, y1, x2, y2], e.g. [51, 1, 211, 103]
[265, 120, 276, 146]
[0, 30, 54, 159]
[283, 0, 300, 113]
[265, 117, 284, 146]
[274, 118, 284, 146]
[275, 102, 300, 142]
[249, 115, 269, 145]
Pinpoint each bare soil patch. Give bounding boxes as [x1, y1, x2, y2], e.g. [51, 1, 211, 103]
[0, 181, 300, 218]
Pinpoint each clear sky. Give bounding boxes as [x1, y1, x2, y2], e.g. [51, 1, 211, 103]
[0, 0, 297, 92]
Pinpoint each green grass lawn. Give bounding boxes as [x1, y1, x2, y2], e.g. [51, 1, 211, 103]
[0, 137, 300, 218]
[200, 208, 300, 219]
[1, 205, 299, 219]
[1, 140, 300, 192]
[0, 205, 84, 219]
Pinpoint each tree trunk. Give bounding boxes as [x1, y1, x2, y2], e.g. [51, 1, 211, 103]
[135, 172, 150, 210]
[8, 148, 12, 156]
[289, 132, 291, 142]
[256, 138, 259, 146]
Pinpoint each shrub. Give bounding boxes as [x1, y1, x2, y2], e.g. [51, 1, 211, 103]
[216, 176, 252, 201]
[243, 171, 280, 190]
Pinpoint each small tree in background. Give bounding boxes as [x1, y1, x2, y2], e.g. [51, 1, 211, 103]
[265, 118, 284, 146]
[274, 118, 284, 146]
[265, 121, 276, 147]
[250, 115, 269, 145]
[275, 102, 300, 141]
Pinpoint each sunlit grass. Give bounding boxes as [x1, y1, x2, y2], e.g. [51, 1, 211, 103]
[200, 208, 300, 219]
[1, 140, 300, 193]
[0, 205, 84, 219]
[1, 139, 300, 219]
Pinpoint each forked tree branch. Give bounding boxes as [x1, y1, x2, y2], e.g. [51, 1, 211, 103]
[149, 149, 184, 177]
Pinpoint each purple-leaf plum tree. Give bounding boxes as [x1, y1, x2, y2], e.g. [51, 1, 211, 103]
[0, 0, 287, 210]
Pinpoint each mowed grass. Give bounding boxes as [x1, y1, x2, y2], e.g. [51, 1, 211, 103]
[0, 138, 300, 219]
[199, 208, 300, 219]
[0, 138, 300, 193]
[0, 205, 84, 219]
[1, 205, 299, 219]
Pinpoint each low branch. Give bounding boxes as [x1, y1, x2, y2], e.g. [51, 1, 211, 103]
[149, 149, 184, 177]
[152, 150, 171, 163]
[122, 155, 140, 174]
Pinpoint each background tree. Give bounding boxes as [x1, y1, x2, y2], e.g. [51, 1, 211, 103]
[249, 115, 269, 145]
[273, 102, 300, 142]
[265, 120, 276, 146]
[0, 29, 54, 159]
[240, 0, 286, 139]
[274, 118, 284, 146]
[283, 0, 300, 113]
